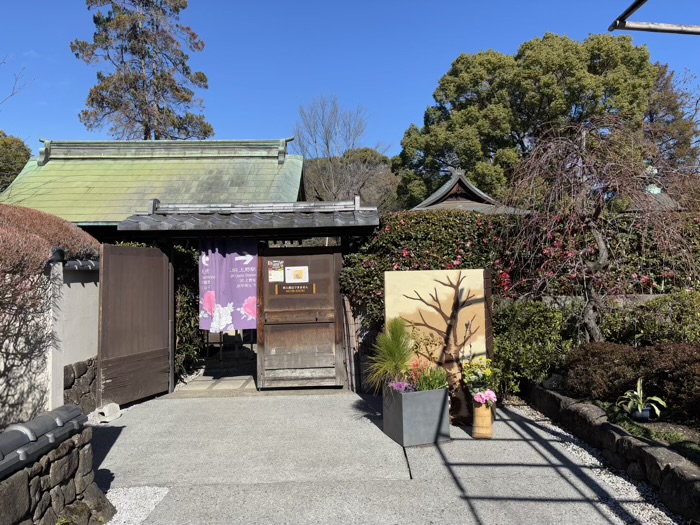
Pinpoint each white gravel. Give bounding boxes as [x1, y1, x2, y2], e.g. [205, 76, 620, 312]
[107, 486, 169, 525]
[509, 403, 683, 525]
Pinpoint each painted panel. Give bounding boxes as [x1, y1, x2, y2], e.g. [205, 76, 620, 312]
[384, 269, 487, 360]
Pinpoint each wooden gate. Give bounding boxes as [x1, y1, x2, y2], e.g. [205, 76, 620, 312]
[258, 248, 346, 388]
[97, 245, 173, 406]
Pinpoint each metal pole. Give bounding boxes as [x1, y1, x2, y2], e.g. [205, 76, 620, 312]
[608, 0, 649, 31]
[611, 20, 700, 36]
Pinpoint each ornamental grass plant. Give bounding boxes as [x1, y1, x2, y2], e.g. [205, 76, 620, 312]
[366, 318, 415, 392]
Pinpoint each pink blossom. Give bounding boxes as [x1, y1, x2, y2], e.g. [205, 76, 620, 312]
[631, 273, 638, 279]
[466, 241, 473, 248]
[393, 263, 400, 271]
[473, 392, 487, 404]
[453, 260, 461, 266]
[402, 248, 409, 258]
[385, 226, 391, 232]
[446, 263, 453, 269]
[202, 290, 216, 315]
[400, 219, 406, 226]
[242, 296, 257, 319]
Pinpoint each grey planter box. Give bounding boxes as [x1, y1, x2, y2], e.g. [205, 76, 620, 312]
[382, 388, 450, 447]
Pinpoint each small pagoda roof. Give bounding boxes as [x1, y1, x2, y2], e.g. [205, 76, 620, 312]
[411, 170, 523, 214]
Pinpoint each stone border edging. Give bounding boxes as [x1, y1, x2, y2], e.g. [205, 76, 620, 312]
[522, 381, 700, 522]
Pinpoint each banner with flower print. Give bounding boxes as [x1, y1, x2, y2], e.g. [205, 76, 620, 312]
[199, 239, 258, 333]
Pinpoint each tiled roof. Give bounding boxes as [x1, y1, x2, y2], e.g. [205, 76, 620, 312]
[0, 139, 303, 224]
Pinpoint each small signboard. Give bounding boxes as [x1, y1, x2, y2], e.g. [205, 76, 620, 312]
[285, 266, 309, 283]
[276, 283, 317, 295]
[268, 260, 284, 282]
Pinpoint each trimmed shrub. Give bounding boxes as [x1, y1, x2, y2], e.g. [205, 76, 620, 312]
[646, 344, 700, 423]
[564, 342, 700, 425]
[565, 343, 652, 400]
[0, 204, 99, 263]
[493, 300, 573, 396]
[601, 291, 700, 346]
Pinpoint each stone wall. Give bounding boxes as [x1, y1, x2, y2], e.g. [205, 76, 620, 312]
[0, 427, 115, 525]
[63, 358, 97, 416]
[523, 382, 700, 522]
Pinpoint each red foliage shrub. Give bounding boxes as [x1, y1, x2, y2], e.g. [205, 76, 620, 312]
[0, 204, 99, 273]
[564, 342, 700, 425]
[565, 343, 652, 400]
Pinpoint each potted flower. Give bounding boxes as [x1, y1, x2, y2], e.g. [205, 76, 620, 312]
[463, 359, 499, 439]
[616, 378, 666, 422]
[367, 318, 450, 447]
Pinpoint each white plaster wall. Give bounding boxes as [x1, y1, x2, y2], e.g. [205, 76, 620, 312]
[59, 269, 100, 365]
[0, 271, 54, 428]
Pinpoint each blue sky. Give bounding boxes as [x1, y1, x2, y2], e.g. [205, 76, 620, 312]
[2, 1, 700, 156]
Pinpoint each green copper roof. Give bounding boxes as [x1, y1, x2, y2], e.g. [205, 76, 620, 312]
[0, 139, 303, 224]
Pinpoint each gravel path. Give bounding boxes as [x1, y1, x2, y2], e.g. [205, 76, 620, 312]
[107, 486, 169, 525]
[509, 403, 683, 525]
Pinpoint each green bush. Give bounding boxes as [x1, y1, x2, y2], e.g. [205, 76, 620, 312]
[493, 300, 573, 396]
[340, 210, 506, 330]
[602, 291, 700, 346]
[564, 342, 700, 425]
[341, 210, 700, 333]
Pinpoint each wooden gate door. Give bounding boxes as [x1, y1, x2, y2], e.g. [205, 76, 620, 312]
[98, 245, 173, 406]
[258, 249, 345, 388]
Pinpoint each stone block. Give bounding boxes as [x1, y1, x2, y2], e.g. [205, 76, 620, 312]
[63, 479, 76, 505]
[660, 461, 700, 520]
[640, 445, 679, 487]
[84, 364, 96, 384]
[72, 427, 93, 448]
[78, 444, 94, 476]
[75, 470, 94, 495]
[660, 463, 700, 522]
[29, 475, 41, 512]
[616, 435, 645, 462]
[601, 448, 628, 471]
[37, 507, 57, 525]
[75, 375, 92, 395]
[79, 392, 97, 415]
[0, 470, 30, 525]
[59, 500, 91, 525]
[64, 365, 75, 389]
[40, 474, 50, 491]
[73, 361, 88, 379]
[49, 450, 79, 488]
[81, 482, 116, 523]
[34, 492, 51, 521]
[599, 422, 628, 452]
[65, 388, 81, 406]
[47, 439, 74, 463]
[626, 461, 646, 481]
[50, 485, 65, 514]
[27, 461, 42, 479]
[560, 402, 607, 448]
[528, 385, 575, 421]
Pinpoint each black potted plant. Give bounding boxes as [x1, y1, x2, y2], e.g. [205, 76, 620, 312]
[367, 318, 450, 447]
[616, 378, 667, 422]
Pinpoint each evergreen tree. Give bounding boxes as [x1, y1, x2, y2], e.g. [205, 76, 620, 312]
[71, 0, 214, 140]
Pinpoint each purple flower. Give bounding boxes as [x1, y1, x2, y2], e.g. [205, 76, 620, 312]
[388, 381, 416, 393]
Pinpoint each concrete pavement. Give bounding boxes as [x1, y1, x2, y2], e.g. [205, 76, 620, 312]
[91, 392, 638, 524]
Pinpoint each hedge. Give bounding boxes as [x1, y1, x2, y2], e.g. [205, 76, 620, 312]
[340, 209, 700, 331]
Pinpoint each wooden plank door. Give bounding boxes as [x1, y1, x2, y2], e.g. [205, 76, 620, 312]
[258, 250, 345, 388]
[97, 245, 173, 406]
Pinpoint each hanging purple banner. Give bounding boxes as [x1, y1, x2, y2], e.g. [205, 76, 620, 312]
[199, 239, 258, 333]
